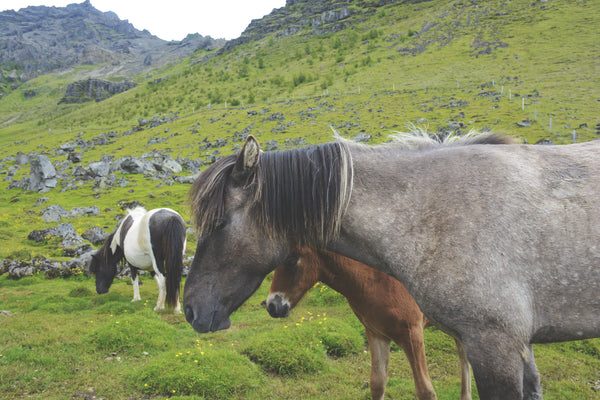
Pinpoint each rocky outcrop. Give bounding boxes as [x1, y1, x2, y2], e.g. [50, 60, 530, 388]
[1, 255, 93, 279]
[219, 0, 431, 54]
[27, 223, 85, 249]
[0, 1, 224, 86]
[220, 1, 356, 53]
[58, 78, 137, 104]
[40, 205, 100, 223]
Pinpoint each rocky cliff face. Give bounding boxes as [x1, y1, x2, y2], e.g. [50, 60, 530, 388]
[58, 78, 137, 104]
[220, 0, 427, 53]
[0, 1, 223, 86]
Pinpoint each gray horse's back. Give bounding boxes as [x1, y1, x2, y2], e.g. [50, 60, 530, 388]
[347, 140, 600, 344]
[434, 141, 600, 343]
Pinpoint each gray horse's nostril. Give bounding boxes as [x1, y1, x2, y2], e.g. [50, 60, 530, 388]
[184, 306, 195, 324]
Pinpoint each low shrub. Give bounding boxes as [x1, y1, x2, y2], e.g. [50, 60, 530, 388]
[131, 347, 265, 399]
[84, 314, 176, 354]
[27, 294, 94, 313]
[68, 285, 93, 297]
[240, 324, 326, 376]
[317, 319, 364, 357]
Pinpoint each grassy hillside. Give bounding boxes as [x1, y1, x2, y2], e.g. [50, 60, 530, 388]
[0, 0, 599, 398]
[1, 0, 599, 259]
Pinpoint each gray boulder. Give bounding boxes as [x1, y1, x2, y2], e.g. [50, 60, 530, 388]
[15, 152, 29, 165]
[58, 142, 78, 154]
[27, 155, 57, 192]
[67, 152, 82, 163]
[119, 157, 156, 174]
[517, 119, 532, 127]
[159, 158, 183, 174]
[27, 223, 84, 248]
[30, 257, 68, 278]
[174, 175, 198, 184]
[40, 205, 100, 222]
[63, 244, 94, 257]
[87, 161, 111, 177]
[81, 226, 107, 245]
[4, 259, 35, 279]
[41, 204, 71, 222]
[70, 206, 100, 217]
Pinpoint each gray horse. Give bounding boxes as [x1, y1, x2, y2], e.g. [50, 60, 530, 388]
[184, 134, 600, 400]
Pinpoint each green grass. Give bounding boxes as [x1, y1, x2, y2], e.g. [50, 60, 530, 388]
[0, 274, 599, 399]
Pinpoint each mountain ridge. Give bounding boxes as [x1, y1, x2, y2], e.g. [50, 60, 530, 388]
[0, 0, 224, 90]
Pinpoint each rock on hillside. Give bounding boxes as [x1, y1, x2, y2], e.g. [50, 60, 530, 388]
[58, 78, 137, 103]
[0, 0, 224, 86]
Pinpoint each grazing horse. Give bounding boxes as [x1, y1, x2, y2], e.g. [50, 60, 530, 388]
[90, 207, 187, 313]
[266, 247, 472, 400]
[183, 133, 600, 400]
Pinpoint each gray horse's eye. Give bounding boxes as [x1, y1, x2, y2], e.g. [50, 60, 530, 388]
[214, 219, 227, 231]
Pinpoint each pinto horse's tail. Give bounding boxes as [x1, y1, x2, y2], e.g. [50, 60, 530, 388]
[160, 215, 186, 309]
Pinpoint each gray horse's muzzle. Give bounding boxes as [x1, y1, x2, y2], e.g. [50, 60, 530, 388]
[184, 305, 231, 333]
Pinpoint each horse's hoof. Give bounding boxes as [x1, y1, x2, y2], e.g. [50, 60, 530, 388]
[154, 306, 164, 311]
[174, 309, 182, 314]
[132, 298, 141, 302]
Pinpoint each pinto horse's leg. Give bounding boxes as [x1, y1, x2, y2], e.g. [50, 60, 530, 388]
[398, 326, 437, 400]
[173, 288, 182, 314]
[522, 344, 542, 400]
[130, 266, 142, 302]
[463, 331, 525, 400]
[453, 338, 472, 400]
[153, 271, 166, 311]
[365, 328, 391, 400]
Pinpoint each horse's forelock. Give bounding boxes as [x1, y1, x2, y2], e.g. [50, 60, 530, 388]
[188, 154, 238, 238]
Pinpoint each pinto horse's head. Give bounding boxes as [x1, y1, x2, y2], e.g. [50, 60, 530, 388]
[184, 135, 352, 334]
[89, 232, 121, 294]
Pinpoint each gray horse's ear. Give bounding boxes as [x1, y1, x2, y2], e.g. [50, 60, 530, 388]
[233, 135, 260, 182]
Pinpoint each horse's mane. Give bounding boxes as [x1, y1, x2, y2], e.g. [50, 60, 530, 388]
[189, 141, 353, 246]
[91, 231, 124, 272]
[188, 154, 238, 239]
[332, 126, 513, 149]
[388, 128, 513, 148]
[189, 130, 511, 245]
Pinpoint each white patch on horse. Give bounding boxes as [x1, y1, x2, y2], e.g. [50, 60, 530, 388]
[131, 276, 141, 302]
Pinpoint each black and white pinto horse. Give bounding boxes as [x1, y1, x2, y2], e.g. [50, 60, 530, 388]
[90, 207, 187, 313]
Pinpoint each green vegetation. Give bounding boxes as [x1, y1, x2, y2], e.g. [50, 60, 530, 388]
[0, 0, 599, 398]
[1, 274, 599, 399]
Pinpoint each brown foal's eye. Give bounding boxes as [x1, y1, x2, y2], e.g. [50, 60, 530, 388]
[284, 253, 300, 269]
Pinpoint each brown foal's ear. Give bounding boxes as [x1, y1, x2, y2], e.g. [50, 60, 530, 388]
[232, 135, 260, 183]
